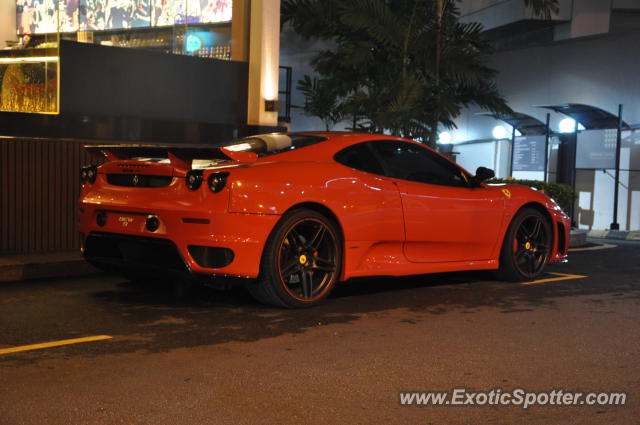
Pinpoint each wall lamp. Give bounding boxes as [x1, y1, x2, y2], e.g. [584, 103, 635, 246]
[264, 99, 278, 112]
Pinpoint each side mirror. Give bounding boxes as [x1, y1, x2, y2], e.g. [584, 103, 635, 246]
[474, 166, 495, 183]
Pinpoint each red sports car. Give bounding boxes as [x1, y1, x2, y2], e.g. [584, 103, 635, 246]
[79, 132, 570, 307]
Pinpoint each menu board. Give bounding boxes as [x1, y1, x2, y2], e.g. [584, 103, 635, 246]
[512, 135, 546, 172]
[17, 0, 231, 34]
[575, 129, 617, 169]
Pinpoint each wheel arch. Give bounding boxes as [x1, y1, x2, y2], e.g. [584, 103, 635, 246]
[515, 201, 555, 251]
[279, 201, 346, 278]
[281, 202, 344, 241]
[251, 201, 346, 306]
[496, 201, 556, 281]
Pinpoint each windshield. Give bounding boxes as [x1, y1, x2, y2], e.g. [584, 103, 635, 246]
[222, 134, 327, 157]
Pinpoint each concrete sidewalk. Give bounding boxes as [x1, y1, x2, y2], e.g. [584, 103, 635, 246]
[0, 251, 99, 283]
[587, 229, 640, 241]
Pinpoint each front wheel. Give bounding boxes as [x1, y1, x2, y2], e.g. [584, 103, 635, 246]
[497, 208, 552, 281]
[248, 209, 342, 308]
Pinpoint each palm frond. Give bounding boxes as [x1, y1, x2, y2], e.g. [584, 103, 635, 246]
[523, 0, 560, 20]
[388, 75, 424, 114]
[339, 0, 406, 49]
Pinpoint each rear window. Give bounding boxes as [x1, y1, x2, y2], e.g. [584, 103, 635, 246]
[222, 134, 327, 157]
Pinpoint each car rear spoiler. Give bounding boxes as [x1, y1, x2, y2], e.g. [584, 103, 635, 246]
[84, 144, 258, 169]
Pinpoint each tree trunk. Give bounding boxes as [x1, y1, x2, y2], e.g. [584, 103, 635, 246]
[428, 0, 444, 148]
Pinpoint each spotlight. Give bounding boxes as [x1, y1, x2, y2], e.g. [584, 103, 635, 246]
[558, 118, 584, 133]
[492, 125, 508, 139]
[438, 131, 452, 144]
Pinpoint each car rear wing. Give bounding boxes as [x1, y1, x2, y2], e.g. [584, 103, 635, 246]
[84, 144, 258, 169]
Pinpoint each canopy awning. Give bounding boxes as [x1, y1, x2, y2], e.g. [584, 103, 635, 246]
[535, 103, 629, 130]
[477, 112, 551, 135]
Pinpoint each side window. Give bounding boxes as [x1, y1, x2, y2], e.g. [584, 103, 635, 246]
[334, 143, 385, 176]
[371, 141, 468, 187]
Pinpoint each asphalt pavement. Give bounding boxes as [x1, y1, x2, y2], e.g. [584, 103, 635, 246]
[0, 240, 638, 424]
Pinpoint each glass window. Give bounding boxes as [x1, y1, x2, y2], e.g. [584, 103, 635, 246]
[370, 140, 469, 187]
[0, 46, 59, 114]
[334, 143, 385, 175]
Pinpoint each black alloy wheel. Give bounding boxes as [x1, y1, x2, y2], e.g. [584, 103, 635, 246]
[497, 208, 552, 281]
[249, 209, 342, 308]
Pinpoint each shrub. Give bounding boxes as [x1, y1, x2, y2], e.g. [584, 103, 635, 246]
[488, 178, 576, 214]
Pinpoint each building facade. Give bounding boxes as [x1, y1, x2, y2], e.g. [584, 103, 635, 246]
[449, 0, 640, 232]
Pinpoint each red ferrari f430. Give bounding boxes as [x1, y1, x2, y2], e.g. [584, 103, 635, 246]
[79, 132, 570, 307]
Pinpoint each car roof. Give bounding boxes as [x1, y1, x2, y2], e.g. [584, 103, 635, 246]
[254, 131, 412, 161]
[265, 131, 475, 177]
[278, 131, 405, 151]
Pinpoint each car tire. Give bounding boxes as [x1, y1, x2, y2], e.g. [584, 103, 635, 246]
[497, 207, 552, 282]
[248, 209, 342, 308]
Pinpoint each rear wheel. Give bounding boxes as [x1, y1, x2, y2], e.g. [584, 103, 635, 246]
[248, 209, 342, 308]
[497, 208, 552, 281]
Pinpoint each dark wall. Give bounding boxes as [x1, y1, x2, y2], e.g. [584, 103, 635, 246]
[0, 112, 239, 143]
[59, 40, 248, 126]
[0, 112, 285, 144]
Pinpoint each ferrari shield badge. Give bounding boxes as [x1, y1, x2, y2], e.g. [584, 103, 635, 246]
[502, 189, 512, 198]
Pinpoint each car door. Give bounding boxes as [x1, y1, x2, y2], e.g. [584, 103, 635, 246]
[333, 142, 405, 244]
[369, 140, 505, 263]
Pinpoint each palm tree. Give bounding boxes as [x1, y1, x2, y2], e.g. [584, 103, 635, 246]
[282, 0, 559, 145]
[296, 76, 345, 131]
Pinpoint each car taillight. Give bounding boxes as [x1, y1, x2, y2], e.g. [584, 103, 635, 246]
[208, 172, 229, 193]
[185, 170, 203, 190]
[80, 165, 97, 184]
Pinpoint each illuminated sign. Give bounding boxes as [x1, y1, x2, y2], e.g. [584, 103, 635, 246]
[576, 129, 617, 170]
[185, 33, 202, 52]
[16, 0, 232, 34]
[513, 135, 546, 172]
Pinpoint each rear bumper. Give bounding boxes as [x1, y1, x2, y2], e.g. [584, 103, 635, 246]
[83, 232, 252, 287]
[79, 206, 280, 278]
[84, 232, 187, 271]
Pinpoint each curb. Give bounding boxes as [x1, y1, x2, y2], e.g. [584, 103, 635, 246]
[587, 230, 640, 241]
[0, 252, 100, 283]
[569, 229, 588, 248]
